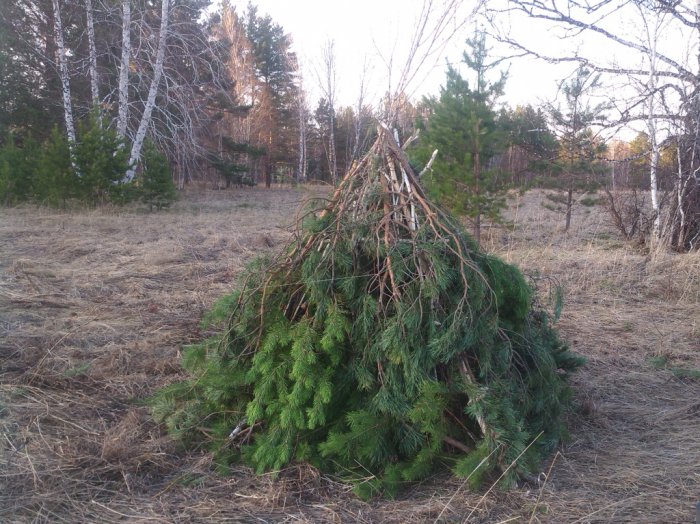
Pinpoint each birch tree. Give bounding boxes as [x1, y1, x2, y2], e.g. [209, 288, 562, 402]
[125, 0, 170, 181]
[85, 0, 99, 106]
[484, 0, 700, 250]
[296, 73, 308, 182]
[117, 0, 130, 138]
[317, 39, 337, 184]
[51, 0, 76, 147]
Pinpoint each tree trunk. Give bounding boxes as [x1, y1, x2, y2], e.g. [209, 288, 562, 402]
[473, 119, 482, 245]
[117, 0, 131, 138]
[125, 0, 170, 181]
[329, 110, 337, 184]
[565, 186, 573, 232]
[265, 160, 272, 189]
[44, 3, 59, 97]
[676, 144, 686, 246]
[649, 134, 660, 240]
[51, 0, 76, 147]
[646, 14, 661, 243]
[85, 0, 99, 106]
[297, 85, 306, 182]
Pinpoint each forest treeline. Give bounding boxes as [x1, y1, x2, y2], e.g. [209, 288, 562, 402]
[0, 0, 692, 250]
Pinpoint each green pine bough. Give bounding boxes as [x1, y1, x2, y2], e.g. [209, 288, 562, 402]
[152, 127, 584, 498]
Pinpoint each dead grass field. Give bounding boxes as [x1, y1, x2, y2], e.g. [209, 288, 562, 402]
[1, 187, 699, 523]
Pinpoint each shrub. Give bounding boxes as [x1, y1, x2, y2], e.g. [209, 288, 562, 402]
[34, 128, 76, 206]
[73, 111, 132, 205]
[139, 142, 177, 211]
[0, 133, 40, 204]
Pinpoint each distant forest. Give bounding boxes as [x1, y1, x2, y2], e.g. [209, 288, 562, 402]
[1, 1, 666, 189]
[1, 0, 698, 250]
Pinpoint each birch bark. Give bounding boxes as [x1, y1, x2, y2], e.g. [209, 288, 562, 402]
[117, 0, 131, 138]
[125, 0, 170, 181]
[85, 0, 99, 105]
[297, 86, 307, 182]
[51, 0, 76, 146]
[644, 10, 661, 242]
[319, 40, 337, 184]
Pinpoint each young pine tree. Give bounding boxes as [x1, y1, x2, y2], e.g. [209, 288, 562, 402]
[0, 133, 40, 204]
[139, 142, 177, 211]
[73, 111, 132, 205]
[548, 67, 609, 231]
[35, 127, 75, 206]
[413, 32, 507, 245]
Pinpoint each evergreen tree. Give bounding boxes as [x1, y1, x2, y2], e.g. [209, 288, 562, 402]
[548, 67, 609, 231]
[498, 105, 559, 186]
[312, 98, 336, 182]
[0, 0, 62, 140]
[35, 127, 74, 206]
[245, 4, 299, 185]
[140, 141, 177, 211]
[412, 33, 507, 245]
[0, 133, 40, 204]
[73, 111, 131, 205]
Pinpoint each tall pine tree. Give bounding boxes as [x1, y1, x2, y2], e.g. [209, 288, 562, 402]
[245, 4, 299, 186]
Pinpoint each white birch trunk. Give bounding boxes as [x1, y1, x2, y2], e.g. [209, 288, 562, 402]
[51, 0, 76, 146]
[117, 0, 131, 138]
[328, 109, 337, 184]
[649, 124, 660, 240]
[85, 0, 99, 105]
[319, 40, 337, 184]
[297, 92, 306, 182]
[645, 12, 661, 242]
[125, 0, 170, 181]
[676, 144, 686, 240]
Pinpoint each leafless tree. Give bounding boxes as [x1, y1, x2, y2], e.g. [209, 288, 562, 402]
[85, 0, 99, 106]
[124, 0, 170, 181]
[296, 72, 308, 182]
[116, 0, 130, 138]
[316, 39, 338, 184]
[51, 0, 76, 147]
[351, 57, 373, 163]
[484, 0, 700, 250]
[380, 0, 477, 127]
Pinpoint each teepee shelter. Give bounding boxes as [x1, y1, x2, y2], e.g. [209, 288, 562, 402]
[153, 125, 583, 497]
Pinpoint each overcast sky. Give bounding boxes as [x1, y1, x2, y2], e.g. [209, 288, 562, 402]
[221, 0, 690, 139]
[224, 0, 574, 110]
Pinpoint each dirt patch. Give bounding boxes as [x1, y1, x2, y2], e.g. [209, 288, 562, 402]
[1, 188, 698, 522]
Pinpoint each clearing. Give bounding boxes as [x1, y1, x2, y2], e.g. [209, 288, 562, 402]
[1, 188, 699, 523]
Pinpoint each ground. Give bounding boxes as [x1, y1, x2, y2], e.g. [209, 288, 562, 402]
[1, 187, 698, 523]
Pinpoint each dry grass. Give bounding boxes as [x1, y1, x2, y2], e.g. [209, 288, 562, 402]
[1, 188, 698, 523]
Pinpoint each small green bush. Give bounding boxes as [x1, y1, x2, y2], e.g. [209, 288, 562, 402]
[0, 133, 40, 204]
[579, 195, 604, 207]
[0, 114, 179, 209]
[140, 142, 177, 211]
[34, 128, 76, 206]
[73, 111, 132, 205]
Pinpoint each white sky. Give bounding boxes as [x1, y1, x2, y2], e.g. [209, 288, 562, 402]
[225, 0, 565, 109]
[222, 0, 693, 139]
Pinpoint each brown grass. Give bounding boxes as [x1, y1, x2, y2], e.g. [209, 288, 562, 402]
[1, 188, 698, 523]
